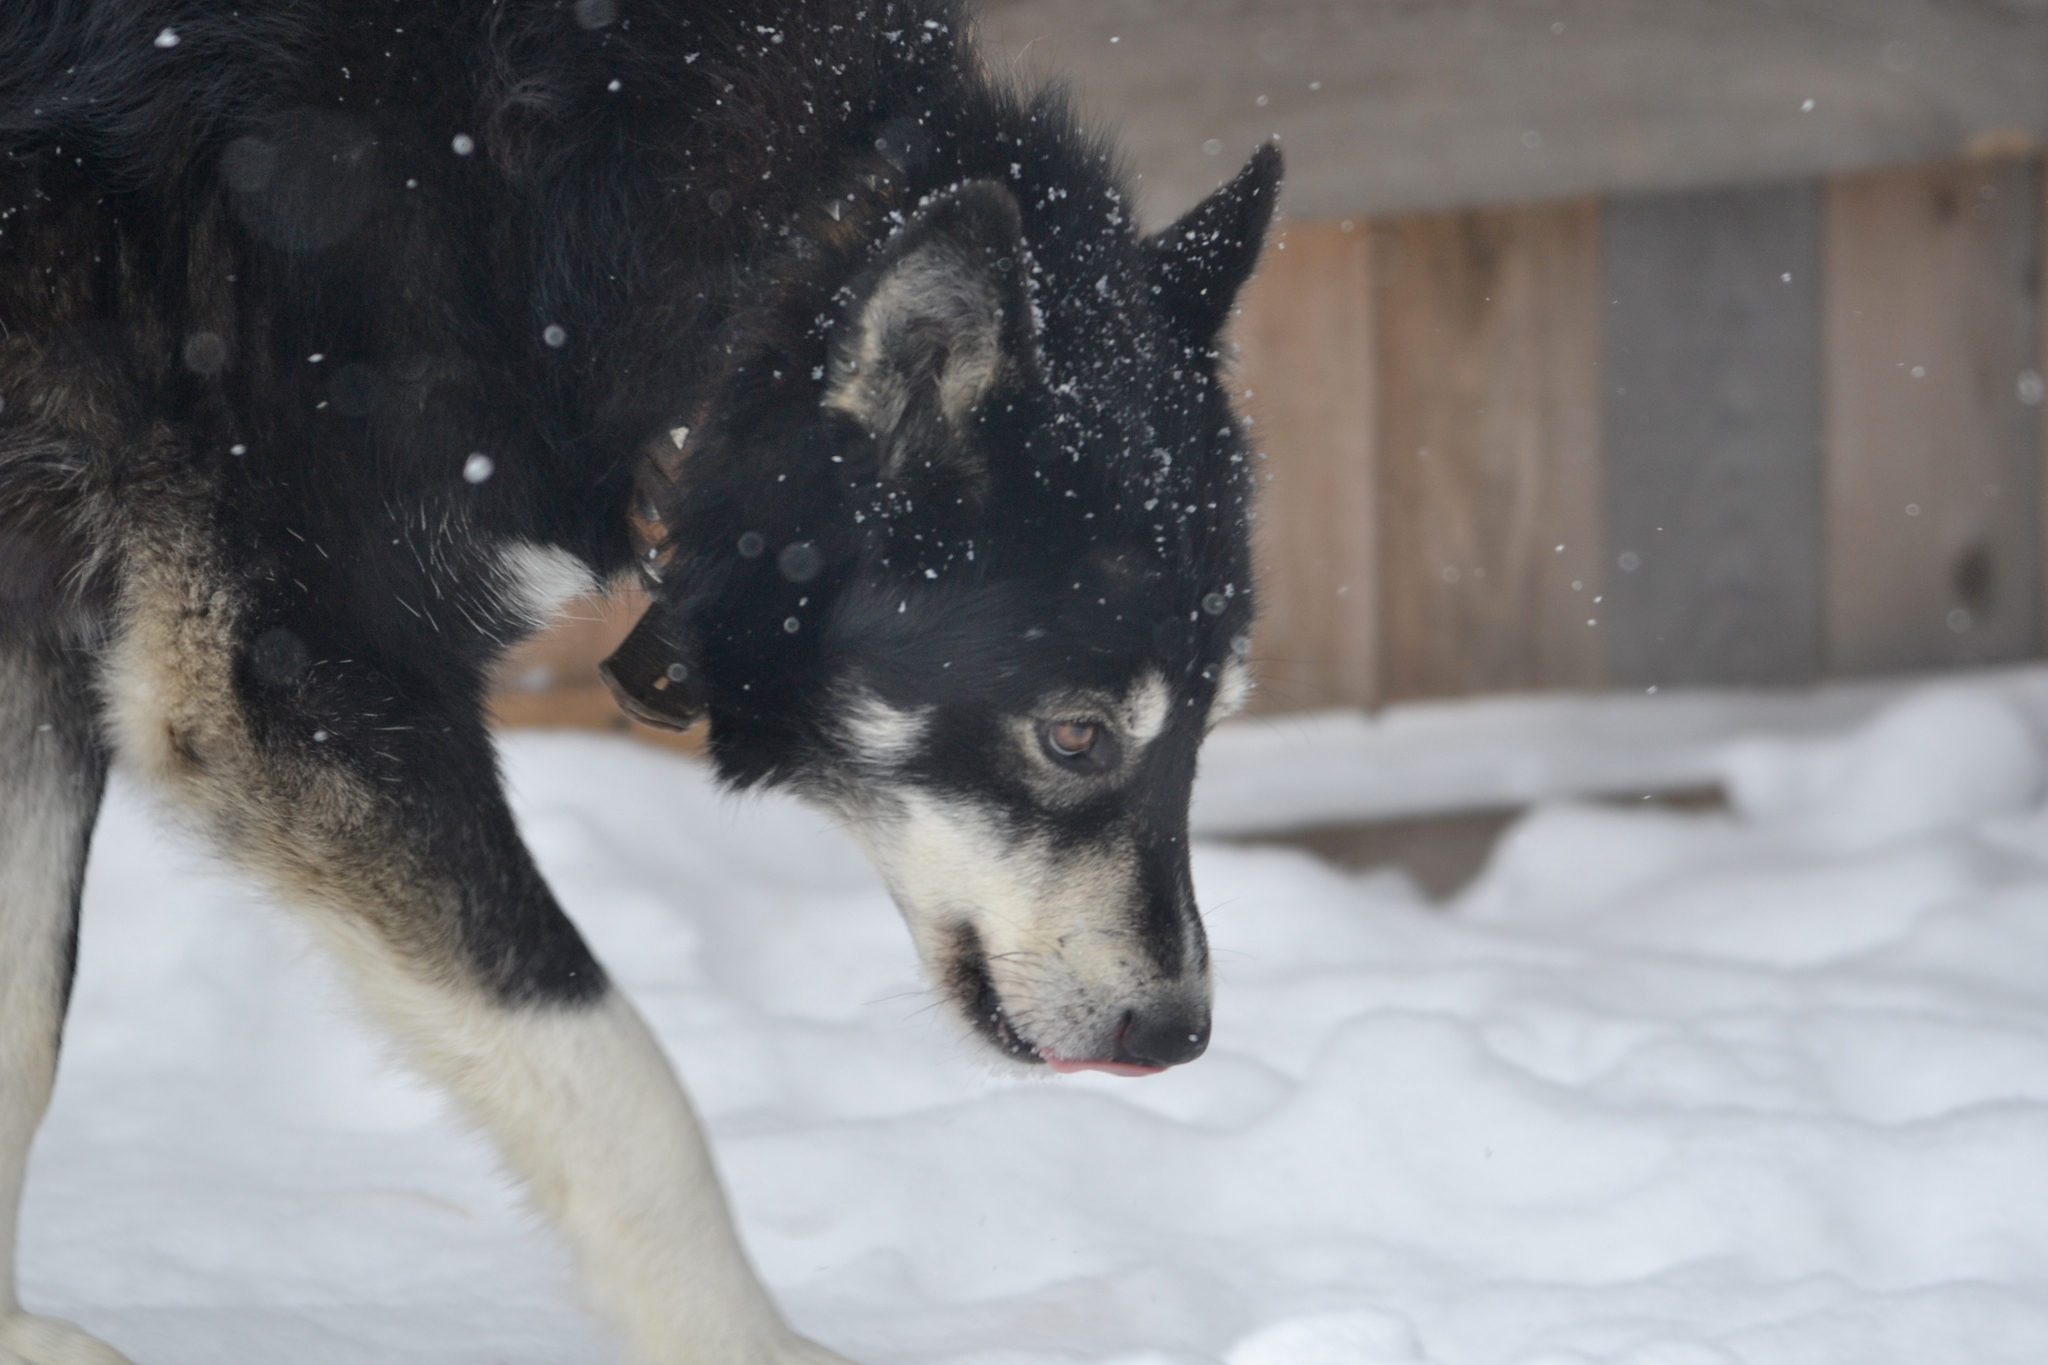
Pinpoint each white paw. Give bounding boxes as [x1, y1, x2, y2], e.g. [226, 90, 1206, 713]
[0, 1314, 133, 1365]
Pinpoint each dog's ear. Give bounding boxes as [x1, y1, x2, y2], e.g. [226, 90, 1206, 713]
[1143, 143, 1282, 342]
[824, 180, 1037, 479]
[599, 597, 706, 732]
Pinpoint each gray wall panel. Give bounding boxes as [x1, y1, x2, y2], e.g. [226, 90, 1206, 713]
[1602, 183, 1823, 687]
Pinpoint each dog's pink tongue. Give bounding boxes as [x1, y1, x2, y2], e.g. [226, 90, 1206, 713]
[1042, 1053, 1167, 1078]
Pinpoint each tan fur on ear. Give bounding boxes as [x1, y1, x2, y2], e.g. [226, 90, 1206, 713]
[821, 180, 1033, 480]
[823, 235, 1006, 453]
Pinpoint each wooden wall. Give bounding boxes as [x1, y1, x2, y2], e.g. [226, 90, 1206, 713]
[1236, 154, 2047, 712]
[1374, 202, 1607, 703]
[1823, 160, 2044, 674]
[1232, 222, 1378, 712]
[1602, 183, 1823, 689]
[491, 153, 2047, 732]
[979, 0, 2048, 230]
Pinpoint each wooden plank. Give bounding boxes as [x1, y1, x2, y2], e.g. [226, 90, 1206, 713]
[981, 0, 2048, 227]
[1823, 158, 2043, 673]
[1602, 181, 1824, 687]
[1232, 219, 1378, 712]
[1375, 199, 1605, 702]
[2041, 156, 2048, 657]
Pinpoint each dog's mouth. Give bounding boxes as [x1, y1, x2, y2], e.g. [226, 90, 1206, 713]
[945, 930, 1167, 1077]
[1040, 1050, 1166, 1078]
[949, 934, 1042, 1064]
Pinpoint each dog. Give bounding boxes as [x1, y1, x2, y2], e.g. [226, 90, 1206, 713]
[0, 2, 1278, 1360]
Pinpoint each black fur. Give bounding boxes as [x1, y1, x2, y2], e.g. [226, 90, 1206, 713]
[0, 0, 1274, 1014]
[0, 6, 1277, 1352]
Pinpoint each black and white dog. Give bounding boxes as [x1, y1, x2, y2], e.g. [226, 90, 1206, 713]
[0, 2, 1277, 1360]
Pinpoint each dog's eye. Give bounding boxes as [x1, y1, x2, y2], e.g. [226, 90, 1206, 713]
[1044, 720, 1100, 759]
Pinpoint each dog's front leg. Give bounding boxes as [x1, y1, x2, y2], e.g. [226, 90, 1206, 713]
[333, 942, 852, 1365]
[105, 547, 853, 1365]
[0, 625, 128, 1365]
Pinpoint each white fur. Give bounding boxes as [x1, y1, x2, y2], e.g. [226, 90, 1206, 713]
[0, 830, 76, 1358]
[1207, 658, 1253, 729]
[844, 787, 1198, 1064]
[498, 542, 598, 630]
[0, 1316, 134, 1365]
[831, 670, 1214, 1061]
[303, 918, 852, 1365]
[0, 714, 131, 1362]
[93, 557, 846, 1364]
[840, 691, 931, 768]
[1119, 670, 1173, 747]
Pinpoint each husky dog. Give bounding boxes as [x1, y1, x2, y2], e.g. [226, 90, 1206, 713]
[0, 2, 1277, 1360]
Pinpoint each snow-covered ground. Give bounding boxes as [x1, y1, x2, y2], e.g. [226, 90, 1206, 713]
[22, 672, 2048, 1364]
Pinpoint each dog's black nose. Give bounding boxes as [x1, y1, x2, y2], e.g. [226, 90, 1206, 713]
[1113, 1005, 1210, 1069]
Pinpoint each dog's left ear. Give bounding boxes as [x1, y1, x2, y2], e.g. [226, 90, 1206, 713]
[824, 180, 1036, 478]
[1143, 142, 1282, 342]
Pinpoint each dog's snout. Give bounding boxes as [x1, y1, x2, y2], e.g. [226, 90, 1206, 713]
[1112, 1003, 1210, 1069]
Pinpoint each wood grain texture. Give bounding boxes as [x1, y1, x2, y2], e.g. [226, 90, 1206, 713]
[1824, 158, 2043, 674]
[1375, 200, 1606, 701]
[981, 0, 2048, 226]
[2041, 158, 2048, 658]
[1232, 219, 1378, 712]
[1602, 181, 1824, 687]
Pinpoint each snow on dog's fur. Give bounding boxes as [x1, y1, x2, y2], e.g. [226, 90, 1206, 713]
[0, 2, 1277, 1360]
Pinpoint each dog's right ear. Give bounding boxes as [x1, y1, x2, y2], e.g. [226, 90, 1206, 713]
[599, 598, 706, 732]
[823, 180, 1038, 481]
[1142, 142, 1282, 343]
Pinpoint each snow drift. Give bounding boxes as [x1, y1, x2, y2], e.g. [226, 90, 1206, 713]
[20, 673, 2048, 1364]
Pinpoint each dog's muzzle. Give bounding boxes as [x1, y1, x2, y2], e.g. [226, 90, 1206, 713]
[1042, 1001, 1211, 1076]
[951, 926, 1210, 1076]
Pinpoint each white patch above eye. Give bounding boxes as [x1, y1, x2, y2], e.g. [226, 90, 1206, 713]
[841, 690, 931, 767]
[498, 542, 597, 628]
[1120, 669, 1173, 747]
[1207, 657, 1254, 727]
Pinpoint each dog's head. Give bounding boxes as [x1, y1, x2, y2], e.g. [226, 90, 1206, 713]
[607, 145, 1279, 1072]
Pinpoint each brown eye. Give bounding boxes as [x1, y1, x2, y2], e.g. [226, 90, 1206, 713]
[1045, 720, 1099, 758]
